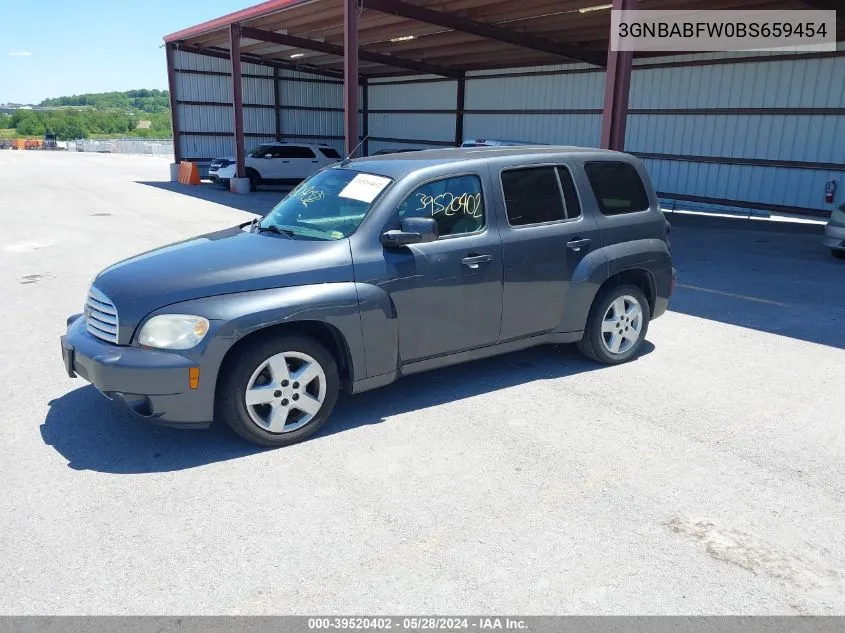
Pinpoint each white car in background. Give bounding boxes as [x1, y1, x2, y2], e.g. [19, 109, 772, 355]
[209, 142, 342, 191]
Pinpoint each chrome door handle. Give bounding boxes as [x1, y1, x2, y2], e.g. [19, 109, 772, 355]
[461, 254, 492, 269]
[566, 238, 591, 253]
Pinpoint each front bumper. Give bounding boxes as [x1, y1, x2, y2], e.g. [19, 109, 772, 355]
[823, 222, 845, 250]
[61, 315, 213, 428]
[210, 164, 236, 180]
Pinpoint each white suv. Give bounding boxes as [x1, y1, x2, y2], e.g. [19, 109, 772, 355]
[209, 142, 342, 191]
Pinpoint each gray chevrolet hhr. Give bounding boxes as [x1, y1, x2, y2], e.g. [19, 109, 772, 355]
[61, 147, 676, 447]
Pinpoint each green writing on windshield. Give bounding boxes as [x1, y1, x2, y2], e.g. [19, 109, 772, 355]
[415, 192, 482, 218]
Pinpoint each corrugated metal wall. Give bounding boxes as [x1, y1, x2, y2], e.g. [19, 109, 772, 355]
[173, 46, 844, 215]
[368, 77, 457, 153]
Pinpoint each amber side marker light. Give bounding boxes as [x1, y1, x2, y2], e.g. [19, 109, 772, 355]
[189, 367, 200, 390]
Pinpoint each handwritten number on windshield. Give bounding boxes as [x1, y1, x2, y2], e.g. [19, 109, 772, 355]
[415, 192, 482, 218]
[291, 185, 326, 206]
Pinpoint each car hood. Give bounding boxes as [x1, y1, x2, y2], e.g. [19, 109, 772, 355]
[92, 225, 353, 339]
[213, 155, 236, 162]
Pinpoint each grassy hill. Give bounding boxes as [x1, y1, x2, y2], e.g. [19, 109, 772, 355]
[1, 90, 172, 140]
[40, 89, 170, 114]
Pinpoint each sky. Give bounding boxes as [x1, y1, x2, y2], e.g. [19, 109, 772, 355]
[0, 0, 248, 104]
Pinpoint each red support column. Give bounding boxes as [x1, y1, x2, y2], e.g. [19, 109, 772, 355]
[165, 43, 182, 164]
[273, 66, 282, 142]
[343, 0, 359, 157]
[229, 23, 246, 178]
[361, 76, 369, 156]
[600, 0, 636, 151]
[455, 75, 466, 147]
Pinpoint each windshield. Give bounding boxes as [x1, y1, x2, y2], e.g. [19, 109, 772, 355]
[258, 168, 393, 240]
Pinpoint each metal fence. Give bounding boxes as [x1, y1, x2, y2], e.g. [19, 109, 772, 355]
[69, 138, 174, 158]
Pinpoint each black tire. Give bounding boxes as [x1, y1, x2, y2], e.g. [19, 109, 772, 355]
[832, 249, 845, 260]
[577, 283, 651, 365]
[216, 334, 340, 447]
[246, 168, 261, 192]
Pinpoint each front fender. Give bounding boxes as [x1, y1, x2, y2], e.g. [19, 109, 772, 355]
[151, 283, 368, 387]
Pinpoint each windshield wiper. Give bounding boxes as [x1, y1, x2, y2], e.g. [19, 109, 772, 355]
[254, 223, 295, 239]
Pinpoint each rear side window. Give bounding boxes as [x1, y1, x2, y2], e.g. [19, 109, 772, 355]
[584, 161, 649, 215]
[319, 147, 341, 158]
[273, 145, 317, 159]
[502, 167, 565, 226]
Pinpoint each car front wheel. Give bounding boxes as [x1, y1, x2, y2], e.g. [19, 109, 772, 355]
[246, 168, 261, 192]
[831, 248, 845, 260]
[577, 284, 651, 365]
[217, 335, 340, 447]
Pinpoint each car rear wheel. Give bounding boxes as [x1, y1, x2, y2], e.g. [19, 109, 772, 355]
[831, 249, 845, 260]
[577, 284, 650, 365]
[217, 335, 340, 447]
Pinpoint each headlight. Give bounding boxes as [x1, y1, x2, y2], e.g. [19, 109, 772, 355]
[137, 314, 210, 350]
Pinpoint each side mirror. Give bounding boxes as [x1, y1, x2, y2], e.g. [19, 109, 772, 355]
[381, 217, 438, 248]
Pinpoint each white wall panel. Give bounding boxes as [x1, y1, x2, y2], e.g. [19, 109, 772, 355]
[646, 159, 843, 211]
[242, 76, 274, 105]
[174, 73, 230, 102]
[279, 79, 342, 108]
[243, 108, 275, 135]
[282, 110, 343, 137]
[173, 50, 229, 73]
[466, 73, 603, 110]
[369, 113, 455, 142]
[370, 81, 457, 110]
[464, 113, 600, 146]
[177, 105, 231, 133]
[627, 114, 844, 164]
[630, 56, 845, 109]
[179, 135, 233, 161]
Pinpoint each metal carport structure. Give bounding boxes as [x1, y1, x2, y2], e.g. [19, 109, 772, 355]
[163, 0, 844, 215]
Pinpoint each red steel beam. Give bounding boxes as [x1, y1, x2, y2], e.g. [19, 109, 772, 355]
[240, 26, 463, 78]
[165, 43, 182, 163]
[600, 0, 635, 151]
[230, 23, 246, 178]
[178, 43, 346, 80]
[344, 0, 359, 157]
[363, 0, 606, 67]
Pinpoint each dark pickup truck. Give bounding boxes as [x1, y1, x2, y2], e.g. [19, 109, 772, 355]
[61, 146, 676, 447]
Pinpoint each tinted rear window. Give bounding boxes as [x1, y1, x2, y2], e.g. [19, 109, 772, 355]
[584, 161, 650, 215]
[319, 147, 341, 158]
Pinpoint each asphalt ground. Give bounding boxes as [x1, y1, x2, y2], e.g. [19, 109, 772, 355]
[1, 151, 843, 614]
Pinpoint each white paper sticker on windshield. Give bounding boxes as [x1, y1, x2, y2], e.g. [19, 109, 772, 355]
[338, 173, 391, 203]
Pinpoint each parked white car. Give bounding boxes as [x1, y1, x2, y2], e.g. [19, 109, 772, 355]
[823, 203, 845, 259]
[209, 142, 342, 191]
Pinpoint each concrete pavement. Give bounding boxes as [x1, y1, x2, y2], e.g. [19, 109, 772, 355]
[1, 151, 843, 615]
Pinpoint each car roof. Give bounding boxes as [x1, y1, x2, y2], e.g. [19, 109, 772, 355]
[346, 146, 630, 179]
[253, 141, 331, 147]
[461, 139, 543, 146]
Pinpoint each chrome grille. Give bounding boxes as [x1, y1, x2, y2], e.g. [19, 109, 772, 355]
[85, 286, 119, 344]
